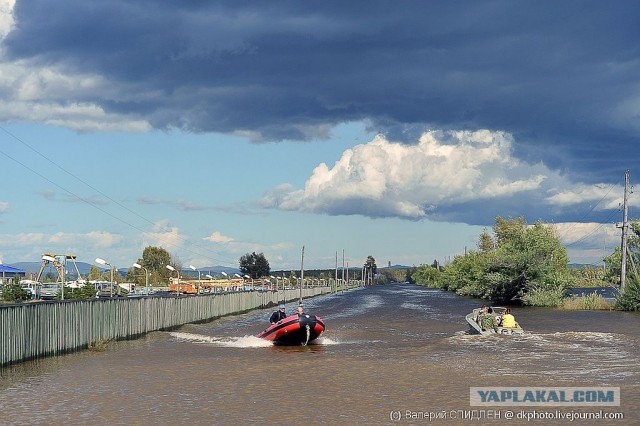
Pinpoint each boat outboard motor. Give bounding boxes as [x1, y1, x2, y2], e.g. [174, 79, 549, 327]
[297, 314, 318, 346]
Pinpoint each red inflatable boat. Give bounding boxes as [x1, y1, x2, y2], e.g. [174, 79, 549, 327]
[258, 313, 325, 346]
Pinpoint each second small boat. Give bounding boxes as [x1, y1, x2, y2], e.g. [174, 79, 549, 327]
[466, 307, 524, 336]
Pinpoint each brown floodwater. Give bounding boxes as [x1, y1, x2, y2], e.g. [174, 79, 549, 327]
[1, 283, 638, 425]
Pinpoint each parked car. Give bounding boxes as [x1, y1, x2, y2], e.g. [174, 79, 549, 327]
[95, 281, 128, 298]
[40, 283, 61, 300]
[19, 280, 41, 299]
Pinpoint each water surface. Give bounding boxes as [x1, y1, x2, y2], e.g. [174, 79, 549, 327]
[1, 283, 638, 424]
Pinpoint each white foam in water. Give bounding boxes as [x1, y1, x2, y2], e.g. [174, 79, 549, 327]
[171, 332, 273, 348]
[316, 336, 339, 345]
[172, 331, 340, 347]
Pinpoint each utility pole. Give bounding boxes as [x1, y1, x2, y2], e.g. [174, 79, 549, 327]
[620, 170, 630, 290]
[335, 251, 338, 293]
[341, 249, 345, 288]
[346, 261, 349, 286]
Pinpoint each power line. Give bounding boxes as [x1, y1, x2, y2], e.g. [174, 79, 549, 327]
[563, 208, 619, 247]
[0, 126, 239, 267]
[556, 182, 618, 240]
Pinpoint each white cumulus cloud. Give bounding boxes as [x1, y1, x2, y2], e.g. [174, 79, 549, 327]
[260, 130, 631, 224]
[143, 220, 183, 251]
[0, 0, 15, 41]
[545, 183, 634, 210]
[204, 231, 234, 244]
[261, 130, 552, 219]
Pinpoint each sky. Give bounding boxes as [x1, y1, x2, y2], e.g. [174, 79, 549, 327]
[1, 1, 639, 272]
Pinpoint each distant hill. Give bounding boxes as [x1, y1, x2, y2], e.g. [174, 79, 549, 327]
[381, 264, 413, 269]
[184, 266, 240, 277]
[10, 261, 98, 278]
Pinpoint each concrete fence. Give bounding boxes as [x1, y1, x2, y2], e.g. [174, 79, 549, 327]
[1, 287, 334, 367]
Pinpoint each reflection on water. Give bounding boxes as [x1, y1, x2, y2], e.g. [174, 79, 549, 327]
[1, 283, 639, 424]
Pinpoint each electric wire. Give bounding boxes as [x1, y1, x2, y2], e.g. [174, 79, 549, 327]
[563, 208, 620, 247]
[0, 126, 241, 268]
[556, 182, 618, 240]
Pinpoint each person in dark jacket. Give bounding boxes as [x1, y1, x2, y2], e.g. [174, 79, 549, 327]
[270, 304, 287, 324]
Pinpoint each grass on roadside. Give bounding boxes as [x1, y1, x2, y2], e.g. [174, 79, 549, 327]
[561, 293, 612, 310]
[87, 339, 111, 352]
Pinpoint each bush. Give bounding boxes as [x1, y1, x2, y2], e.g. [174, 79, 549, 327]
[59, 285, 98, 300]
[521, 286, 565, 307]
[1, 283, 30, 303]
[615, 277, 640, 311]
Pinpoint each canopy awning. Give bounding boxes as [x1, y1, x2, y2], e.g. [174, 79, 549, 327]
[0, 264, 25, 274]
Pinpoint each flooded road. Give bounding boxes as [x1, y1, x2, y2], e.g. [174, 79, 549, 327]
[1, 283, 638, 425]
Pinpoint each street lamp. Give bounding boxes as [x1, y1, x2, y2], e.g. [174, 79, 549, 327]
[95, 257, 114, 297]
[132, 263, 149, 295]
[219, 271, 228, 292]
[166, 264, 179, 295]
[42, 254, 65, 301]
[189, 264, 202, 294]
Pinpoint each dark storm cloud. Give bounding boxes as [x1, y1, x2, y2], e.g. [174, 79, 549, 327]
[5, 1, 640, 181]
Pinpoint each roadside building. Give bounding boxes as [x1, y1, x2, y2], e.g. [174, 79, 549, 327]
[0, 264, 26, 285]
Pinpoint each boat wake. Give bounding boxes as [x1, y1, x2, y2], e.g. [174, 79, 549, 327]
[443, 330, 639, 382]
[171, 332, 340, 347]
[170, 332, 273, 348]
[316, 337, 339, 345]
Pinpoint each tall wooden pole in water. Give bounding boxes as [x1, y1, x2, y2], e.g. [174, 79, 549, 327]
[620, 170, 630, 291]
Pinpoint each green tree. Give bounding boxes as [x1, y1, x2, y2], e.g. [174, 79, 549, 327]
[412, 265, 442, 288]
[239, 252, 270, 279]
[604, 220, 640, 287]
[87, 265, 102, 281]
[364, 256, 377, 274]
[571, 265, 609, 288]
[477, 227, 495, 252]
[377, 268, 410, 284]
[405, 267, 418, 283]
[125, 267, 139, 285]
[484, 220, 572, 303]
[438, 217, 572, 305]
[616, 276, 640, 311]
[440, 251, 490, 295]
[132, 246, 174, 286]
[364, 255, 377, 284]
[1, 283, 30, 302]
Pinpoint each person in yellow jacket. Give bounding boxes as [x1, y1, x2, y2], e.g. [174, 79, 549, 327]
[501, 308, 516, 328]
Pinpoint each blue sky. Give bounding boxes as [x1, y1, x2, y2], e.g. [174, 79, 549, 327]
[1, 1, 639, 271]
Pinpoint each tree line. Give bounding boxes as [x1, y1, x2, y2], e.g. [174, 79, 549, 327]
[411, 216, 640, 311]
